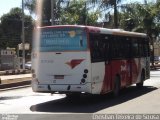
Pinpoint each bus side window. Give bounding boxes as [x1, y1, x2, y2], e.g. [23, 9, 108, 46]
[139, 38, 149, 57]
[139, 39, 143, 57]
[111, 36, 123, 59]
[111, 36, 131, 59]
[89, 33, 102, 62]
[102, 34, 110, 61]
[125, 37, 131, 58]
[131, 38, 139, 58]
[145, 38, 150, 57]
[89, 33, 110, 62]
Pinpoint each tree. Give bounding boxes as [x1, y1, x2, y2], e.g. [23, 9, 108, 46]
[24, 0, 100, 26]
[108, 0, 122, 28]
[119, 1, 160, 68]
[24, 0, 67, 26]
[61, 0, 99, 25]
[0, 7, 33, 49]
[24, 0, 36, 15]
[90, 0, 123, 28]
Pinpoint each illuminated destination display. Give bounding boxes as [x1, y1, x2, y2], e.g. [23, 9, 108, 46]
[40, 27, 87, 52]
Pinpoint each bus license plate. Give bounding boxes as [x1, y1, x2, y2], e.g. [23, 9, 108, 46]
[54, 75, 64, 79]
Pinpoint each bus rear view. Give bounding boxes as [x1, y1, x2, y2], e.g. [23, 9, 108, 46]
[32, 25, 150, 97]
[32, 26, 92, 95]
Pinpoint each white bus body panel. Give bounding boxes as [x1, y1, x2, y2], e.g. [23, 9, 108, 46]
[91, 62, 105, 94]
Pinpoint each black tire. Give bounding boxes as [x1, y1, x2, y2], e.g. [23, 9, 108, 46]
[113, 76, 120, 97]
[136, 72, 144, 88]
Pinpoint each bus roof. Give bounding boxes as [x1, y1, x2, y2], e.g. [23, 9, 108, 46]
[38, 25, 147, 38]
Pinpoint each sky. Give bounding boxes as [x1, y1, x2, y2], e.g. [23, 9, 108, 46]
[0, 0, 22, 17]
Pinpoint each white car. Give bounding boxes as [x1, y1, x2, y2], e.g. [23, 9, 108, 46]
[25, 61, 32, 69]
[154, 56, 160, 64]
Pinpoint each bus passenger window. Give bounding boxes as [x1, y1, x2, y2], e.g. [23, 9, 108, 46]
[89, 33, 108, 62]
[132, 39, 139, 58]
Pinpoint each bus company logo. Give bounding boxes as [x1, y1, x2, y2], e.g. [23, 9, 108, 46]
[121, 65, 127, 72]
[65, 59, 85, 69]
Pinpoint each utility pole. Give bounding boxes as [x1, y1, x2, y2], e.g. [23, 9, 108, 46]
[22, 0, 25, 69]
[85, 2, 87, 25]
[51, 0, 55, 25]
[113, 0, 118, 28]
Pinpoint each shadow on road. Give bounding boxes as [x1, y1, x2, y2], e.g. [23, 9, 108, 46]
[30, 86, 157, 113]
[0, 96, 23, 100]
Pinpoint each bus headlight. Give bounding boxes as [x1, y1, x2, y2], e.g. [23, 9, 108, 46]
[83, 74, 87, 78]
[84, 69, 88, 73]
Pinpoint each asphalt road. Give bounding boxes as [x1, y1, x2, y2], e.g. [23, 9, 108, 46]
[0, 70, 160, 120]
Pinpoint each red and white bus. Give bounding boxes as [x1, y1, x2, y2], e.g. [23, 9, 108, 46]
[32, 25, 150, 96]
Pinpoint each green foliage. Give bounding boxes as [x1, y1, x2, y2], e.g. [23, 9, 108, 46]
[118, 1, 160, 66]
[119, 1, 160, 38]
[0, 7, 33, 49]
[23, 0, 160, 31]
[24, 0, 100, 26]
[24, 0, 36, 14]
[60, 0, 100, 25]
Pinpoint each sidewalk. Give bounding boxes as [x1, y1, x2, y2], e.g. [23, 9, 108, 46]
[0, 73, 32, 90]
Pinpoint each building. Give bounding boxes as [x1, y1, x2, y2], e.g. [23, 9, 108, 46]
[0, 49, 16, 70]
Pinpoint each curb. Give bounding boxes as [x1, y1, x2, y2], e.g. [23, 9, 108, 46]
[0, 80, 31, 90]
[0, 77, 32, 90]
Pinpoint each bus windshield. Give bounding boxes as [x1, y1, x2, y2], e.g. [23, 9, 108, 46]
[39, 27, 88, 52]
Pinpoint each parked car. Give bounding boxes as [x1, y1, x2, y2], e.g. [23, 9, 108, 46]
[154, 56, 160, 64]
[25, 61, 32, 69]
